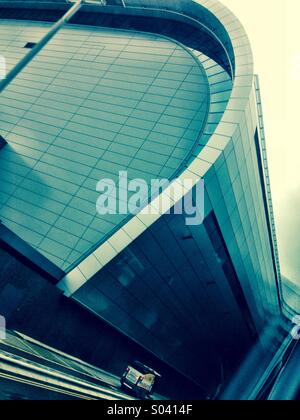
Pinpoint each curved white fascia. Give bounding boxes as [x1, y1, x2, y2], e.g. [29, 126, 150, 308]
[57, 0, 256, 296]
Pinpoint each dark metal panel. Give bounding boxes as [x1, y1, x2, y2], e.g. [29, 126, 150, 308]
[0, 223, 64, 284]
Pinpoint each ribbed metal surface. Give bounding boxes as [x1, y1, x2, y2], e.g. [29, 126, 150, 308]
[0, 22, 209, 269]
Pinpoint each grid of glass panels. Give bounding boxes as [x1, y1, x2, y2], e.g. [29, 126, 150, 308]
[187, 49, 232, 162]
[0, 19, 51, 73]
[74, 209, 253, 389]
[0, 23, 210, 270]
[204, 118, 282, 320]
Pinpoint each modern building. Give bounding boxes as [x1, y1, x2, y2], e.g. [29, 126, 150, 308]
[0, 0, 298, 400]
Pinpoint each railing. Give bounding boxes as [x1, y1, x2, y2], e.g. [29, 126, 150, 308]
[67, 0, 106, 5]
[67, 0, 126, 6]
[0, 0, 83, 93]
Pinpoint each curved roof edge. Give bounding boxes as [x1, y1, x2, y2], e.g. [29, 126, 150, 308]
[55, 0, 256, 295]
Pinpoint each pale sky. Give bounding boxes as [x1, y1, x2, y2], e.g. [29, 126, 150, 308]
[221, 0, 300, 286]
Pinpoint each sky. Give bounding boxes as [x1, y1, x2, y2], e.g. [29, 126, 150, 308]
[221, 0, 300, 286]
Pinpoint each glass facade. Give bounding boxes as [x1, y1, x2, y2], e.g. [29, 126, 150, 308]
[0, 23, 209, 270]
[73, 210, 256, 391]
[0, 19, 51, 72]
[0, 0, 293, 397]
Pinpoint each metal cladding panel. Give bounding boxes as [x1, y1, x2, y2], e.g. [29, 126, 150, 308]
[0, 0, 286, 396]
[0, 22, 210, 270]
[0, 19, 51, 72]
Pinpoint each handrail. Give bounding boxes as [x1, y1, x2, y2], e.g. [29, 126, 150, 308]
[0, 0, 83, 93]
